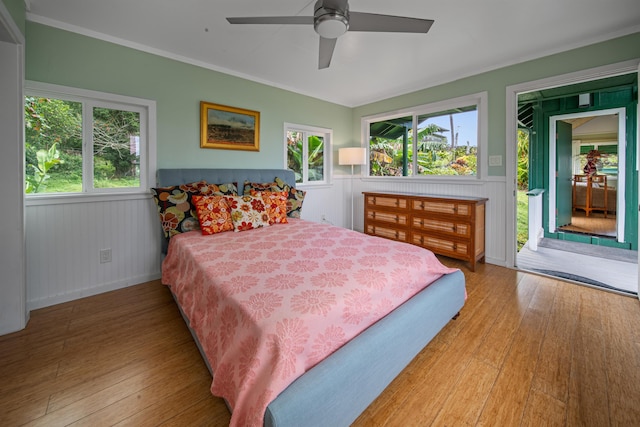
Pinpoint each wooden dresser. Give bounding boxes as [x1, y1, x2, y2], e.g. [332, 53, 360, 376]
[363, 192, 488, 271]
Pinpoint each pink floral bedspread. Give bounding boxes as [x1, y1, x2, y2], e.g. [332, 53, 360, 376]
[162, 219, 457, 426]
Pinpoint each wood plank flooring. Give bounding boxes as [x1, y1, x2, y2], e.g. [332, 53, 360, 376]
[559, 211, 616, 237]
[1, 260, 639, 426]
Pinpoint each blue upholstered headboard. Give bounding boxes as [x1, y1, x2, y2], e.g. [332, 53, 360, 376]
[156, 168, 296, 189]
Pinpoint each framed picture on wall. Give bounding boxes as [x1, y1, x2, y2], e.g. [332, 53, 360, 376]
[200, 101, 260, 151]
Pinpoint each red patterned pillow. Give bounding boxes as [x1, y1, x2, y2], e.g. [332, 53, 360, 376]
[192, 195, 234, 235]
[251, 190, 289, 225]
[151, 181, 238, 239]
[224, 195, 271, 232]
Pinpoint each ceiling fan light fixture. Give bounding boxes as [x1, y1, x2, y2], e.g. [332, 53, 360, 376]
[228, 0, 434, 69]
[314, 13, 349, 39]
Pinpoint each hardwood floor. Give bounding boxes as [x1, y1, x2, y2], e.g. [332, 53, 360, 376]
[1, 261, 639, 426]
[559, 211, 616, 237]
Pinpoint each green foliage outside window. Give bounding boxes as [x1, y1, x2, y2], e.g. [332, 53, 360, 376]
[287, 131, 325, 183]
[24, 143, 63, 194]
[517, 129, 529, 190]
[369, 108, 478, 177]
[516, 128, 530, 251]
[25, 96, 141, 193]
[370, 138, 478, 177]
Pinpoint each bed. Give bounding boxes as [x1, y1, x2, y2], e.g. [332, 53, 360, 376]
[155, 168, 466, 427]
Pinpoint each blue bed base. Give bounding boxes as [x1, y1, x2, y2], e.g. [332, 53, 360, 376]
[157, 168, 466, 427]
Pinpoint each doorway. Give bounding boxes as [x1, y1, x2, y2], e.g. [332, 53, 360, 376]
[548, 109, 626, 243]
[508, 64, 639, 296]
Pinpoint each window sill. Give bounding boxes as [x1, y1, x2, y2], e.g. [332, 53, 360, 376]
[360, 175, 486, 185]
[296, 182, 333, 190]
[25, 191, 152, 207]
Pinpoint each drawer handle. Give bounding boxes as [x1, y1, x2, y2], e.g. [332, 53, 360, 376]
[420, 202, 425, 209]
[452, 243, 457, 250]
[394, 216, 399, 223]
[394, 200, 399, 207]
[420, 220, 424, 226]
[452, 224, 457, 232]
[453, 206, 458, 213]
[371, 212, 376, 219]
[394, 231, 399, 239]
[419, 236, 424, 244]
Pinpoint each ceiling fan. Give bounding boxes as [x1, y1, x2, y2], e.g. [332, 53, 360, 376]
[226, 0, 434, 69]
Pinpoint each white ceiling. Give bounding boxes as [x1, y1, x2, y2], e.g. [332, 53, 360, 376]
[25, 0, 640, 107]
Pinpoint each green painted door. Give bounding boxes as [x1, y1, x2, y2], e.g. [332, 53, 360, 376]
[556, 120, 573, 227]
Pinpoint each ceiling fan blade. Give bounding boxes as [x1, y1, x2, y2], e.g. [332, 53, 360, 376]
[348, 12, 434, 33]
[318, 36, 337, 69]
[227, 16, 314, 25]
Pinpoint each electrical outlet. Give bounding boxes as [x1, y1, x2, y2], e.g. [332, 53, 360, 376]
[488, 155, 503, 166]
[320, 214, 333, 225]
[100, 248, 112, 263]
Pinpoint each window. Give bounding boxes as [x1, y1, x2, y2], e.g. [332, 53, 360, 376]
[24, 82, 154, 195]
[576, 144, 618, 176]
[365, 92, 486, 178]
[284, 123, 332, 185]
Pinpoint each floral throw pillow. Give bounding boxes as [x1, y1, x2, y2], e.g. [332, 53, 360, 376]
[224, 195, 271, 232]
[250, 190, 289, 225]
[150, 181, 208, 239]
[243, 180, 277, 195]
[200, 182, 239, 196]
[151, 181, 238, 239]
[273, 176, 307, 218]
[192, 195, 234, 235]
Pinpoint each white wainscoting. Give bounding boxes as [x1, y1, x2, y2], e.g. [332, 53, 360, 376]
[300, 175, 508, 265]
[24, 176, 508, 310]
[25, 194, 162, 310]
[352, 177, 508, 266]
[298, 177, 350, 228]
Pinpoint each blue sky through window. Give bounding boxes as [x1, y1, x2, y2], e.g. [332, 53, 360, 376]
[419, 110, 478, 147]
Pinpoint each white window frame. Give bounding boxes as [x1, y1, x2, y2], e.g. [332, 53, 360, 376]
[361, 91, 488, 180]
[24, 81, 156, 202]
[284, 122, 332, 186]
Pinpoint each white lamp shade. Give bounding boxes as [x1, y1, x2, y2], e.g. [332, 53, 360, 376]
[339, 147, 367, 166]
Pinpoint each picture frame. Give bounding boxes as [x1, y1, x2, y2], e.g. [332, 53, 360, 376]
[200, 101, 260, 151]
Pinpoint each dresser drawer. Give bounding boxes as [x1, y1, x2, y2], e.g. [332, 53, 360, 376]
[411, 232, 469, 258]
[367, 210, 409, 227]
[411, 199, 471, 218]
[366, 194, 408, 210]
[365, 224, 409, 243]
[363, 192, 487, 271]
[412, 216, 470, 239]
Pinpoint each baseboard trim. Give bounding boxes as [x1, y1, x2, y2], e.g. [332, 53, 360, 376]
[26, 272, 162, 311]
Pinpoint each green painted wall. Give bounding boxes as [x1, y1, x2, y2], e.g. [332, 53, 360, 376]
[2, 0, 25, 35]
[352, 32, 640, 177]
[21, 21, 640, 177]
[25, 22, 353, 170]
[533, 83, 638, 249]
